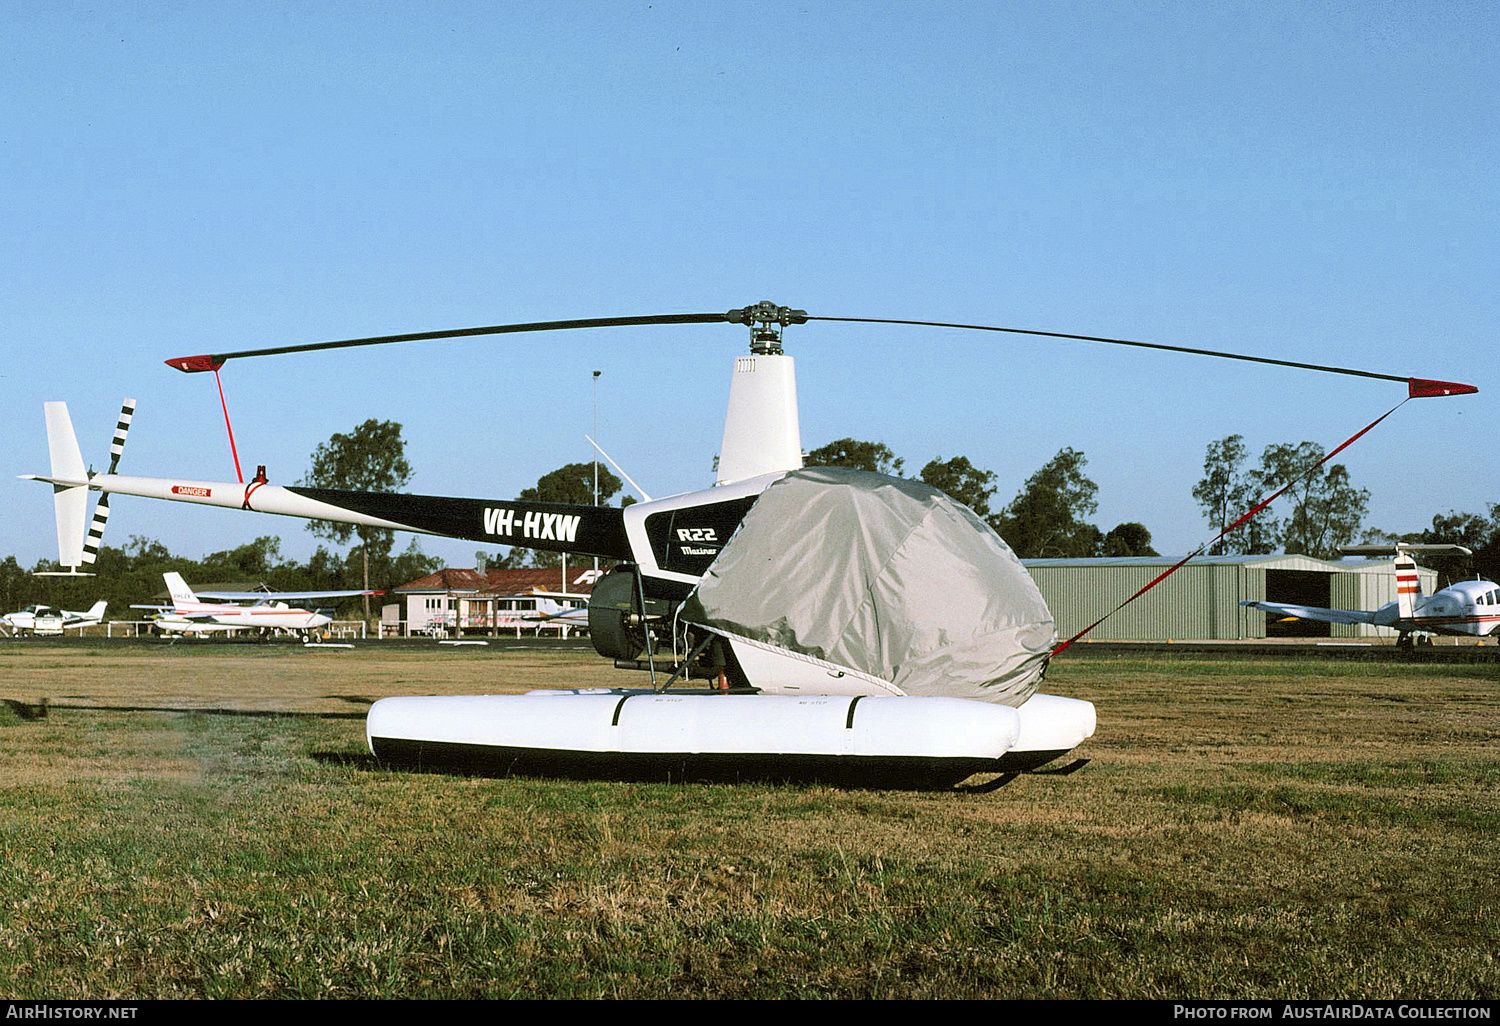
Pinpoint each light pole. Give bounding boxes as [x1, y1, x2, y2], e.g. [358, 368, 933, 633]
[592, 370, 601, 573]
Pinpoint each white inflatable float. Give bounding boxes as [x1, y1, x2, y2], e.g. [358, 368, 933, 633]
[366, 690, 1095, 789]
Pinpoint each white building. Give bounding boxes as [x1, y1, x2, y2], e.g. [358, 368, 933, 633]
[385, 566, 601, 637]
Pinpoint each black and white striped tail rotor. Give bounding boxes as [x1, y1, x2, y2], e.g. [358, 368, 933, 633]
[106, 399, 134, 475]
[80, 398, 134, 568]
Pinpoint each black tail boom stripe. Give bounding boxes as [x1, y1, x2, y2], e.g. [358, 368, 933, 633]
[284, 487, 633, 559]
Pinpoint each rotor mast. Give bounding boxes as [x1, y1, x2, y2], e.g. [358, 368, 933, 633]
[717, 302, 807, 486]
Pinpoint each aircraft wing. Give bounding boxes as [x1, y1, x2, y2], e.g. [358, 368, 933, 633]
[530, 608, 591, 626]
[192, 588, 382, 602]
[1240, 600, 1377, 626]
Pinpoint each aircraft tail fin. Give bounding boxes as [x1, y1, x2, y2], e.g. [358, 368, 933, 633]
[86, 600, 107, 621]
[164, 572, 199, 607]
[42, 402, 90, 571]
[1394, 550, 1422, 620]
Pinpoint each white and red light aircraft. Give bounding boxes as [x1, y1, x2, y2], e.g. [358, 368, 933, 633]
[1242, 544, 1499, 649]
[135, 572, 376, 639]
[523, 593, 591, 630]
[2, 601, 107, 636]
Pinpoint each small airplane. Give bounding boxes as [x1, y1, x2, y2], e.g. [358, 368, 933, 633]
[522, 593, 590, 629]
[421, 590, 587, 635]
[134, 572, 377, 639]
[1, 600, 107, 636]
[1241, 544, 1499, 650]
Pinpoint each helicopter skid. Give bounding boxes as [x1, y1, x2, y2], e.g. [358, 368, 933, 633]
[366, 690, 1095, 789]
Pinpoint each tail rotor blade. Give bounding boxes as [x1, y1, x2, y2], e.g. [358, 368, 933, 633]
[81, 494, 109, 567]
[82, 398, 135, 567]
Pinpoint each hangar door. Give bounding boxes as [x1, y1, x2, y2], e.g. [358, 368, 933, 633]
[1263, 569, 1332, 637]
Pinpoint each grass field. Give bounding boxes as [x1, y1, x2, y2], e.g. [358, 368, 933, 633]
[0, 642, 1495, 999]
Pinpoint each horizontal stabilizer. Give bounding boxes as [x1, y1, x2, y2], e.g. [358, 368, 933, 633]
[19, 473, 90, 487]
[1340, 543, 1473, 557]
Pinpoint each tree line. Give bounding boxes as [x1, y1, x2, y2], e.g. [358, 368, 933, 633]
[805, 435, 1498, 579]
[803, 438, 1158, 559]
[1192, 432, 1500, 579]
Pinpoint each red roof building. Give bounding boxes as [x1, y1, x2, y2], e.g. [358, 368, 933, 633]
[385, 566, 602, 637]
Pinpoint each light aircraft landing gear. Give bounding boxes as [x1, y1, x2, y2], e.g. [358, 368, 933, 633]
[1396, 634, 1434, 657]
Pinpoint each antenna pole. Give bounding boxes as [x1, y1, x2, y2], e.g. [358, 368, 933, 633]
[592, 370, 601, 574]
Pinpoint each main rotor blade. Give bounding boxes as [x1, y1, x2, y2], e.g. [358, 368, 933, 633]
[163, 301, 1476, 399]
[165, 312, 740, 372]
[808, 315, 1477, 398]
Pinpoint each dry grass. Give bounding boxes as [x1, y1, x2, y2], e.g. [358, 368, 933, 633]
[0, 641, 1495, 999]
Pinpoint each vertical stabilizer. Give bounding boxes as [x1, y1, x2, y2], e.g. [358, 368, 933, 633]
[1394, 550, 1422, 620]
[43, 402, 89, 570]
[164, 573, 199, 608]
[716, 354, 803, 486]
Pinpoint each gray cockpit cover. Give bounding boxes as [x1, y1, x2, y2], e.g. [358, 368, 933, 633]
[679, 467, 1056, 705]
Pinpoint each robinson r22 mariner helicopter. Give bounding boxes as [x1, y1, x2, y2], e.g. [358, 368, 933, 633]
[24, 302, 1478, 787]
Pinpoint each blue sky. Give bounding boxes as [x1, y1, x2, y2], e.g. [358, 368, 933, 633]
[3, 1, 1494, 574]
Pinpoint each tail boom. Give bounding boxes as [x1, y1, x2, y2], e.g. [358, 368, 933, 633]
[74, 474, 633, 559]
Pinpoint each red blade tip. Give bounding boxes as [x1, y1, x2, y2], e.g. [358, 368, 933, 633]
[1408, 378, 1479, 398]
[165, 355, 225, 373]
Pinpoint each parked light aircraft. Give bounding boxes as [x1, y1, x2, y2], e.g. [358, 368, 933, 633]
[1242, 544, 1499, 649]
[21, 302, 1478, 785]
[523, 593, 590, 629]
[421, 591, 587, 635]
[2, 601, 107, 636]
[134, 572, 376, 639]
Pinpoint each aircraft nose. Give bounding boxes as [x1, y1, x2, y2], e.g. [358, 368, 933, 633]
[312, 613, 332, 627]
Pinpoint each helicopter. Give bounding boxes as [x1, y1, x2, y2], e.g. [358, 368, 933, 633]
[23, 303, 1478, 786]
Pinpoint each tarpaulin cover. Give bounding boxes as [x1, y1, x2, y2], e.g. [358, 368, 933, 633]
[679, 467, 1056, 705]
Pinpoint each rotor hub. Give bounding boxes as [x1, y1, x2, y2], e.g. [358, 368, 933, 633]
[727, 301, 807, 355]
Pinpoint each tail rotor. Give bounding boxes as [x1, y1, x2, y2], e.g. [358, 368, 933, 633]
[80, 399, 135, 570]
